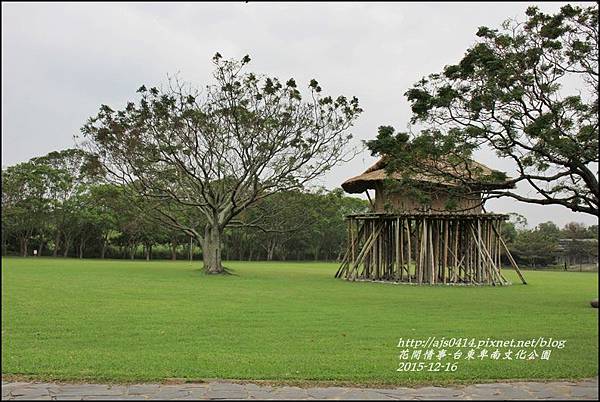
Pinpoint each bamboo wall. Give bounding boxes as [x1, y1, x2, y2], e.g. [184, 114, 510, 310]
[335, 213, 526, 286]
[373, 183, 483, 214]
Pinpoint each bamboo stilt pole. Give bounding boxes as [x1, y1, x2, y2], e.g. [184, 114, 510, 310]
[491, 224, 527, 285]
[419, 220, 426, 284]
[336, 213, 522, 286]
[443, 219, 449, 284]
[406, 219, 412, 283]
[429, 220, 435, 284]
[348, 221, 382, 279]
[469, 223, 506, 286]
[395, 219, 399, 280]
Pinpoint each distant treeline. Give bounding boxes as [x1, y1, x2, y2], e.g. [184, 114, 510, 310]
[2, 148, 598, 266]
[1, 149, 369, 261]
[502, 218, 598, 269]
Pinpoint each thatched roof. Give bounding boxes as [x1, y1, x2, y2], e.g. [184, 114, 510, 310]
[341, 157, 513, 194]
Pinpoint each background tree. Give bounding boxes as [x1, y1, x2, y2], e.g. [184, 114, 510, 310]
[537, 221, 561, 238]
[80, 54, 362, 274]
[30, 149, 99, 257]
[499, 212, 528, 245]
[223, 188, 369, 261]
[305, 188, 368, 261]
[562, 238, 597, 268]
[1, 162, 61, 256]
[559, 221, 598, 268]
[503, 219, 598, 269]
[164, 226, 189, 261]
[562, 221, 589, 239]
[87, 184, 121, 259]
[395, 4, 598, 216]
[586, 224, 598, 239]
[509, 222, 560, 267]
[228, 190, 309, 261]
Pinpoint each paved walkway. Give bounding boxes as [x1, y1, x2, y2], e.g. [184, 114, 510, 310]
[2, 378, 598, 400]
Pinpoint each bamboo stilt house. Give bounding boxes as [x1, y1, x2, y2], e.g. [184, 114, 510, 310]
[336, 157, 525, 286]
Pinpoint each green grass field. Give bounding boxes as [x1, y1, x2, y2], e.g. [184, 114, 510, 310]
[2, 257, 598, 386]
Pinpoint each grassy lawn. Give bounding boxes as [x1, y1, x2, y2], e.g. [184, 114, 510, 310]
[1, 257, 598, 386]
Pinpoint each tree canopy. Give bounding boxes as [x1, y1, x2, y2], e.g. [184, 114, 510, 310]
[374, 4, 599, 216]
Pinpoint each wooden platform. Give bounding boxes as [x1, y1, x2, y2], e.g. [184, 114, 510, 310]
[335, 213, 526, 286]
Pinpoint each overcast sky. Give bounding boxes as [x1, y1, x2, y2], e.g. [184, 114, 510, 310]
[2, 1, 597, 228]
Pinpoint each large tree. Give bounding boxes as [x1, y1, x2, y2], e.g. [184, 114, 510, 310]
[393, 4, 598, 216]
[80, 54, 362, 274]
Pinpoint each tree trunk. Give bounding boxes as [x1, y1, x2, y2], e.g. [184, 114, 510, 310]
[38, 241, 44, 257]
[20, 237, 28, 257]
[63, 237, 71, 257]
[53, 232, 60, 257]
[267, 242, 275, 261]
[171, 241, 177, 261]
[79, 239, 85, 259]
[101, 234, 109, 259]
[129, 243, 136, 260]
[202, 225, 224, 274]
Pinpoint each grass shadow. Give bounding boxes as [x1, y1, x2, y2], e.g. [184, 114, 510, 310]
[190, 266, 238, 276]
